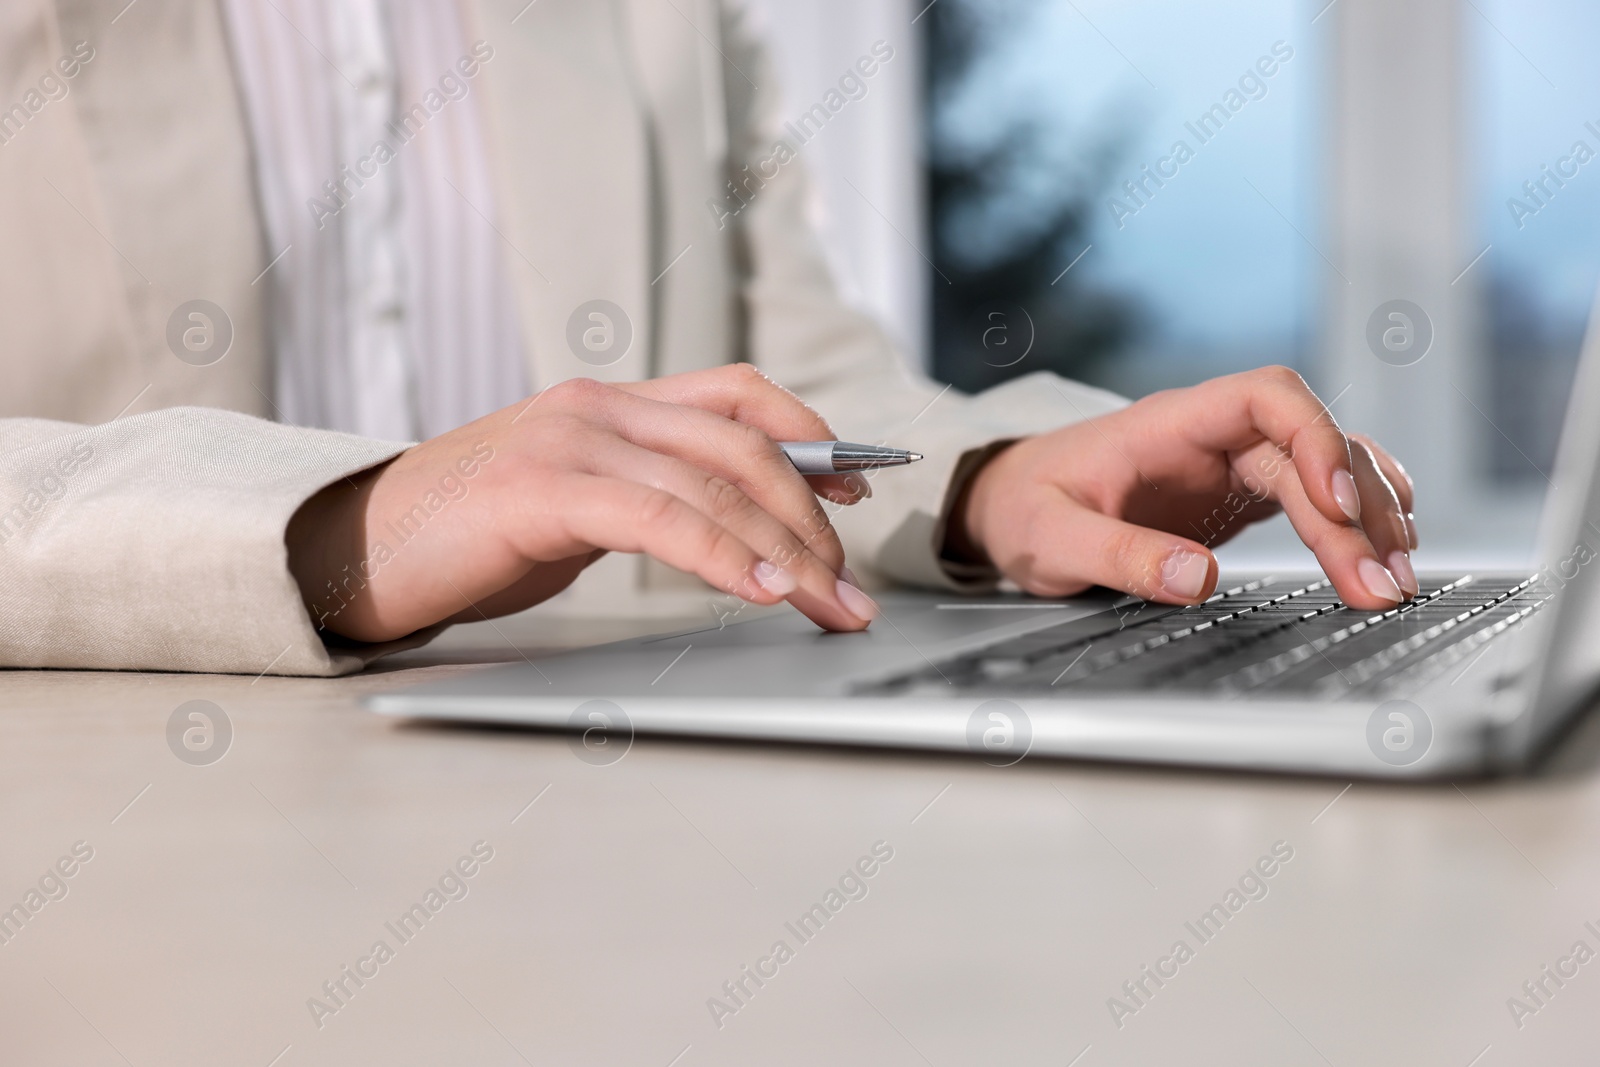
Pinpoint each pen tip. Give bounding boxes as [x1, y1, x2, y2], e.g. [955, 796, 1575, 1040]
[908, 452, 924, 462]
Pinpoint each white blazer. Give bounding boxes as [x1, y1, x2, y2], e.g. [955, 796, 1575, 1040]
[0, 0, 1124, 674]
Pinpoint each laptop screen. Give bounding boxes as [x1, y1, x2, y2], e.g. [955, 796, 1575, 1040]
[1525, 283, 1600, 736]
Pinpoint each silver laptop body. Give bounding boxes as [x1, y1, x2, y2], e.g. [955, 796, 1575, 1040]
[368, 307, 1600, 779]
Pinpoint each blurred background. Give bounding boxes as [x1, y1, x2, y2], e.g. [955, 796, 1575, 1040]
[747, 0, 1600, 565]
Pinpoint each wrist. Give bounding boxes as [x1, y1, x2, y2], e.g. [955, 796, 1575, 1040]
[286, 463, 387, 640]
[939, 439, 1019, 569]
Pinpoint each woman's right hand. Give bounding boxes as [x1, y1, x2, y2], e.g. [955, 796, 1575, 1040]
[286, 364, 879, 643]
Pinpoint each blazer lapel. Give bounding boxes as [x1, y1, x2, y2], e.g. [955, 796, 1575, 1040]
[52, 0, 270, 419]
[616, 0, 740, 380]
[468, 0, 653, 390]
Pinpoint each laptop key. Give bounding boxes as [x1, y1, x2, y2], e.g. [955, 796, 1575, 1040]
[853, 575, 1541, 699]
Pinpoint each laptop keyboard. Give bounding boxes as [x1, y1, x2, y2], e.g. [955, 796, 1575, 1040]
[856, 575, 1550, 699]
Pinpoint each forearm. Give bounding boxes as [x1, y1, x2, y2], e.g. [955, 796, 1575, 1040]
[0, 408, 410, 674]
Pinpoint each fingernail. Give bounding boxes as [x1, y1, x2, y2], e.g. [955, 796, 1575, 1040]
[1405, 512, 1419, 550]
[835, 577, 878, 622]
[1358, 557, 1402, 604]
[753, 561, 797, 597]
[846, 474, 872, 499]
[1331, 469, 1361, 522]
[841, 566, 861, 588]
[1387, 550, 1418, 598]
[1160, 549, 1210, 600]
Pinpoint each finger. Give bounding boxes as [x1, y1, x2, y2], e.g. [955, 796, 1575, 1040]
[1350, 434, 1414, 513]
[1351, 433, 1418, 548]
[615, 364, 865, 504]
[618, 362, 830, 434]
[1001, 492, 1218, 604]
[1148, 366, 1360, 528]
[590, 439, 870, 629]
[591, 389, 851, 573]
[1237, 438, 1403, 610]
[812, 471, 873, 505]
[1351, 440, 1415, 598]
[520, 472, 869, 631]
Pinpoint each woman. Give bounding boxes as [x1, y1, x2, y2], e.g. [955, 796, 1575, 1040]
[0, 0, 1412, 673]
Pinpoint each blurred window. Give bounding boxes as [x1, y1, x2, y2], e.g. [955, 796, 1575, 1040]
[1471, 0, 1600, 484]
[924, 0, 1318, 398]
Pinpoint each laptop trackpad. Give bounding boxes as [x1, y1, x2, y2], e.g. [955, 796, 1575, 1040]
[535, 592, 1128, 698]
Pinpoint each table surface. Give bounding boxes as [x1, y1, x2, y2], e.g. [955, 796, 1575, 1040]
[7, 579, 1600, 1067]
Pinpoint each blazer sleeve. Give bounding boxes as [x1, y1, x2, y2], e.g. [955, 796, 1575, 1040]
[716, 2, 1129, 590]
[0, 407, 428, 675]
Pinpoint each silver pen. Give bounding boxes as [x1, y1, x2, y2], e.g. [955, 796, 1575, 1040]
[780, 441, 924, 474]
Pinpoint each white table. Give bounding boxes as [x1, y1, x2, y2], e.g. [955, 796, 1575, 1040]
[5, 576, 1598, 1066]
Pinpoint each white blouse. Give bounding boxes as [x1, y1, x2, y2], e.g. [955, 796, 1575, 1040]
[220, 0, 529, 442]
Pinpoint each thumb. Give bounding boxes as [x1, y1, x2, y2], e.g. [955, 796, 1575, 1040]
[1018, 500, 1217, 604]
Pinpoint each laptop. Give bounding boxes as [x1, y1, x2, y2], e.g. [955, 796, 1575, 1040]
[368, 312, 1600, 779]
